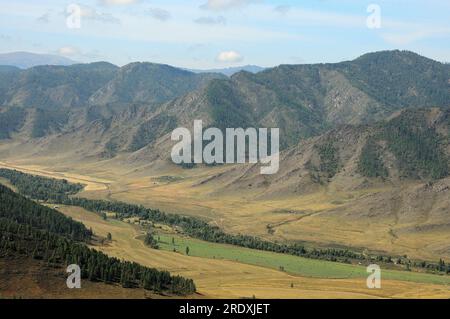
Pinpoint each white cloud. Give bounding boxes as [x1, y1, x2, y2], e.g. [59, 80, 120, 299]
[77, 5, 121, 24]
[147, 8, 171, 22]
[216, 50, 243, 63]
[194, 16, 226, 25]
[58, 46, 79, 56]
[201, 0, 257, 11]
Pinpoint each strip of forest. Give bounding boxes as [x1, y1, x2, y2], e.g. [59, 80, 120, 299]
[0, 180, 196, 295]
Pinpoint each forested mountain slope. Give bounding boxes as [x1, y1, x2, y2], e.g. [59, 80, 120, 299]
[0, 50, 448, 158]
[0, 50, 449, 194]
[0, 183, 196, 295]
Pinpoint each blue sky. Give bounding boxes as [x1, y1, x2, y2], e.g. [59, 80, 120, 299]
[0, 0, 449, 68]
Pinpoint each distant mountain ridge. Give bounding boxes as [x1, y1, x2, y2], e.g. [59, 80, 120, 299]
[0, 51, 265, 77]
[0, 50, 449, 160]
[0, 61, 224, 110]
[0, 52, 77, 69]
[0, 62, 119, 110]
[188, 65, 265, 77]
[89, 62, 225, 106]
[179, 50, 450, 148]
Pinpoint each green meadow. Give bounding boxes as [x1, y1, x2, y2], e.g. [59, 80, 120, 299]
[155, 233, 450, 286]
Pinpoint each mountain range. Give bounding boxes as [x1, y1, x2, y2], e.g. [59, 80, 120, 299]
[188, 65, 265, 76]
[0, 52, 77, 69]
[1, 50, 450, 259]
[0, 51, 265, 77]
[1, 50, 448, 156]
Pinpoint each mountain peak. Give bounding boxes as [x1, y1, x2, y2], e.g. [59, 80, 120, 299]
[122, 61, 195, 76]
[353, 50, 441, 65]
[0, 51, 77, 69]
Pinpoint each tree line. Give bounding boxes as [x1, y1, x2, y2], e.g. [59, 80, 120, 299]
[0, 183, 196, 295]
[358, 138, 388, 178]
[0, 168, 84, 201]
[59, 196, 450, 272]
[0, 183, 91, 241]
[379, 111, 449, 180]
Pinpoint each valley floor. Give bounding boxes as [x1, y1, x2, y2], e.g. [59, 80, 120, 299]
[0, 159, 448, 262]
[53, 204, 450, 299]
[1, 159, 449, 298]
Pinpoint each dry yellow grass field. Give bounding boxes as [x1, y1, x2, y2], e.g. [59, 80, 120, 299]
[54, 204, 450, 299]
[1, 159, 449, 262]
[0, 161, 111, 191]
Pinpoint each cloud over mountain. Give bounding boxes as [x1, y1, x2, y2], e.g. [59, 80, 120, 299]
[216, 51, 243, 63]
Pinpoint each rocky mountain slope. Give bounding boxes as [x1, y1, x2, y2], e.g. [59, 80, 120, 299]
[0, 50, 449, 184]
[210, 107, 450, 195]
